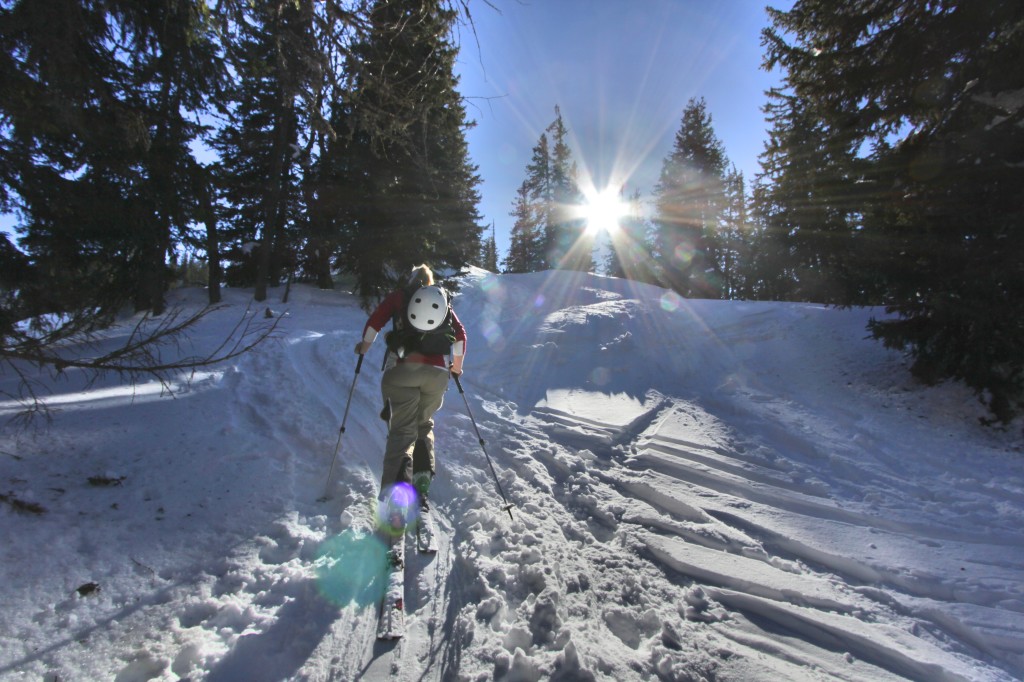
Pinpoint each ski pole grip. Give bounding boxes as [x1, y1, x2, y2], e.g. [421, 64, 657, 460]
[454, 374, 464, 393]
[356, 353, 364, 373]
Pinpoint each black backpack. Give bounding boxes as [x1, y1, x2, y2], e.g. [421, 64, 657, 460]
[385, 285, 456, 358]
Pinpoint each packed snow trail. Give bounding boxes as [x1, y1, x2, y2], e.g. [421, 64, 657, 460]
[1, 270, 1022, 681]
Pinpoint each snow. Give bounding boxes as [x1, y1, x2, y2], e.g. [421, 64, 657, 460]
[1, 268, 1022, 681]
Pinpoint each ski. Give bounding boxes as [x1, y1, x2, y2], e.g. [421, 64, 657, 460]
[416, 505, 438, 553]
[376, 529, 406, 640]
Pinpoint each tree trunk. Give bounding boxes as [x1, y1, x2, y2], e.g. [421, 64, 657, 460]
[255, 116, 291, 302]
[204, 201, 222, 305]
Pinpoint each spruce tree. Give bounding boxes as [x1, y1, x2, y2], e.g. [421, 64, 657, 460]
[481, 223, 499, 272]
[753, 85, 870, 304]
[209, 1, 320, 299]
[2, 0, 220, 317]
[720, 167, 749, 299]
[545, 108, 589, 271]
[517, 108, 589, 272]
[522, 131, 553, 270]
[504, 182, 542, 273]
[0, 1, 286, 411]
[135, 1, 224, 314]
[604, 189, 655, 283]
[326, 0, 482, 304]
[651, 98, 728, 298]
[764, 0, 1024, 420]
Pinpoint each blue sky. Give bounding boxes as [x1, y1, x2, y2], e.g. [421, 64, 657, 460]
[454, 0, 792, 258]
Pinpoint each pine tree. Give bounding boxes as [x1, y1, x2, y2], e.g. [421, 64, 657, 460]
[522, 131, 552, 270]
[516, 108, 590, 272]
[504, 182, 541, 273]
[481, 223, 499, 272]
[720, 167, 749, 299]
[325, 0, 482, 304]
[753, 86, 869, 304]
[603, 187, 629, 280]
[544, 108, 588, 271]
[651, 98, 729, 298]
[764, 0, 1024, 420]
[208, 1, 320, 299]
[2, 0, 220, 317]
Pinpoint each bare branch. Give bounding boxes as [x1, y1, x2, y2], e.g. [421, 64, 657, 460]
[1, 303, 282, 424]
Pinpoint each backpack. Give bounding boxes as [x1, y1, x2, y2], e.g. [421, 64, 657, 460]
[385, 284, 456, 358]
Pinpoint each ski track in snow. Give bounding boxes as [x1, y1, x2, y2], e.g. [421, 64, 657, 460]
[1, 271, 1023, 681]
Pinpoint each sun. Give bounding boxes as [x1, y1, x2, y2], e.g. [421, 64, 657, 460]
[580, 187, 629, 236]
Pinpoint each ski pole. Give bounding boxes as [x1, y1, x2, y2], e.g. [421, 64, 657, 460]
[453, 374, 515, 521]
[320, 353, 364, 501]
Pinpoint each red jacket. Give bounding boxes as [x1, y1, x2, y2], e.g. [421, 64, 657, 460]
[362, 289, 467, 369]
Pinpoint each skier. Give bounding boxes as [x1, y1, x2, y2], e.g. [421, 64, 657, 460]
[354, 264, 466, 529]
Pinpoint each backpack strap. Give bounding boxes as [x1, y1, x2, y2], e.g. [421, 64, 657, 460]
[384, 285, 420, 361]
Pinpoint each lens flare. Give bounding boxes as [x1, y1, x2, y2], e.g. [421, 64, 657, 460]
[482, 318, 506, 351]
[315, 529, 388, 607]
[589, 366, 611, 386]
[481, 274, 502, 293]
[376, 482, 419, 537]
[673, 244, 694, 266]
[660, 291, 682, 312]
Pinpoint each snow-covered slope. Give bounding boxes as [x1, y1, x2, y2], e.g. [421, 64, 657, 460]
[1, 269, 1022, 681]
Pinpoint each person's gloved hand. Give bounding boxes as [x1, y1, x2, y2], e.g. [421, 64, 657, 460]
[354, 341, 372, 355]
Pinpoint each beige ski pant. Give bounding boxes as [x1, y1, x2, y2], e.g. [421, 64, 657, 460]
[379, 361, 449, 490]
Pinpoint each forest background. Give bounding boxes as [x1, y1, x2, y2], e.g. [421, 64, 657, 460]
[1, 0, 1022, 423]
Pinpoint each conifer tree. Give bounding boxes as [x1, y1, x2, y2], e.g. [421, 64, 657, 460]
[209, 1, 320, 300]
[604, 189, 655, 282]
[544, 108, 588, 271]
[133, 2, 224, 314]
[764, 0, 1024, 420]
[504, 182, 542, 273]
[720, 166, 750, 299]
[753, 86, 868, 304]
[522, 131, 552, 269]
[2, 0, 220, 317]
[517, 108, 589, 272]
[0, 1, 285, 412]
[744, 180, 784, 301]
[651, 98, 728, 298]
[325, 0, 482, 304]
[481, 223, 499, 272]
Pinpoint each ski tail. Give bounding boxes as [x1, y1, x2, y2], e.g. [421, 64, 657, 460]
[416, 506, 438, 553]
[376, 530, 406, 640]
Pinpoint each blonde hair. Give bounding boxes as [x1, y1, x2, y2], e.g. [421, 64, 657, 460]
[408, 264, 434, 287]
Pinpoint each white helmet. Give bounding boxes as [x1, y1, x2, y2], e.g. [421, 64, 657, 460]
[407, 286, 448, 331]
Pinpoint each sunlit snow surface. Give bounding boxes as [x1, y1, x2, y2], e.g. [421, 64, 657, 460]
[1, 269, 1022, 681]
